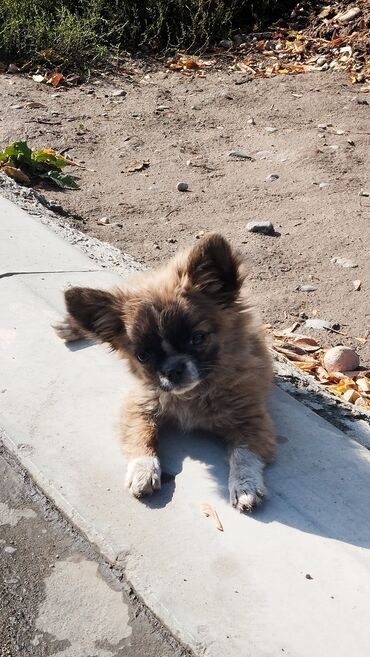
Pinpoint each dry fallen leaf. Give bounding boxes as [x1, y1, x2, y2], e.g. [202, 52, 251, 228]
[342, 388, 360, 403]
[356, 378, 370, 393]
[46, 72, 64, 87]
[328, 380, 356, 396]
[273, 343, 317, 363]
[290, 336, 320, 352]
[1, 165, 31, 185]
[127, 160, 150, 173]
[281, 321, 301, 334]
[32, 74, 45, 83]
[294, 361, 318, 371]
[200, 502, 223, 532]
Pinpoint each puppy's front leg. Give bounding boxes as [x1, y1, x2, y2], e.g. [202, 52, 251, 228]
[121, 400, 161, 498]
[228, 409, 276, 513]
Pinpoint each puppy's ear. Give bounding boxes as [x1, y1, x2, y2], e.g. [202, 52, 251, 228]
[187, 234, 244, 304]
[64, 286, 125, 347]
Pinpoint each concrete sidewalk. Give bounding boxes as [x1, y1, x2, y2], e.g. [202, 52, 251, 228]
[1, 196, 370, 657]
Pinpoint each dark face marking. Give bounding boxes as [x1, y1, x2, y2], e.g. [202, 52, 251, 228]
[127, 300, 219, 393]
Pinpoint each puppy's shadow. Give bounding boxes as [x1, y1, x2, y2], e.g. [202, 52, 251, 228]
[142, 409, 370, 551]
[65, 339, 94, 352]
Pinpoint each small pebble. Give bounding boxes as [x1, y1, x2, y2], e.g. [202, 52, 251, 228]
[299, 285, 317, 292]
[323, 346, 359, 373]
[7, 63, 20, 74]
[177, 181, 188, 192]
[265, 127, 278, 134]
[356, 98, 369, 105]
[316, 56, 327, 66]
[228, 150, 252, 159]
[219, 39, 233, 49]
[305, 318, 332, 330]
[111, 89, 126, 97]
[156, 104, 170, 111]
[223, 93, 233, 100]
[331, 257, 358, 268]
[191, 104, 201, 110]
[265, 174, 279, 183]
[246, 221, 275, 236]
[97, 216, 110, 225]
[247, 117, 255, 125]
[4, 546, 16, 554]
[256, 150, 272, 159]
[317, 123, 328, 130]
[319, 182, 329, 189]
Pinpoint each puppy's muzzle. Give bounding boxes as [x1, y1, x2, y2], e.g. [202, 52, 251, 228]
[159, 355, 200, 392]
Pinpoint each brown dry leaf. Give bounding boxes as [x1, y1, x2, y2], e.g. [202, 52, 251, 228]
[127, 160, 150, 173]
[273, 343, 317, 363]
[200, 502, 223, 532]
[1, 165, 31, 186]
[280, 322, 301, 335]
[328, 380, 356, 396]
[342, 388, 360, 403]
[290, 336, 320, 352]
[46, 72, 64, 87]
[325, 371, 355, 383]
[262, 323, 273, 331]
[353, 279, 362, 291]
[294, 361, 318, 371]
[356, 378, 370, 393]
[170, 56, 206, 72]
[316, 365, 331, 383]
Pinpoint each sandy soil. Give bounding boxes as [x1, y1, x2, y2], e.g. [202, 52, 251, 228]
[0, 67, 369, 362]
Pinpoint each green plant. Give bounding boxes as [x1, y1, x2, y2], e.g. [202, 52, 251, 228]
[0, 141, 80, 189]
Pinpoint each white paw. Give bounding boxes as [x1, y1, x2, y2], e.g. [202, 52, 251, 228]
[125, 456, 161, 498]
[228, 447, 267, 512]
[52, 318, 85, 342]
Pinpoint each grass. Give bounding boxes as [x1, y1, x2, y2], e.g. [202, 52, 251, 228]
[0, 0, 297, 71]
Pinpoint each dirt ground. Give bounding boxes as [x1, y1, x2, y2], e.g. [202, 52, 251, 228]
[0, 66, 369, 362]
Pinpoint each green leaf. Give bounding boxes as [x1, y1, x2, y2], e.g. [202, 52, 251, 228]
[0, 141, 33, 167]
[41, 170, 79, 189]
[31, 148, 70, 169]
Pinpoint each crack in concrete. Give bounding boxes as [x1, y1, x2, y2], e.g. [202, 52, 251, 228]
[0, 269, 102, 279]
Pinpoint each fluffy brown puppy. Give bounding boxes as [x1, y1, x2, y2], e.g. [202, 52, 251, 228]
[55, 234, 276, 511]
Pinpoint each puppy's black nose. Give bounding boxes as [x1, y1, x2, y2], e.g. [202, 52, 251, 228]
[163, 359, 186, 384]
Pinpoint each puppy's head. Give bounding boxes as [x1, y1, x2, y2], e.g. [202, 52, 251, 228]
[65, 234, 245, 394]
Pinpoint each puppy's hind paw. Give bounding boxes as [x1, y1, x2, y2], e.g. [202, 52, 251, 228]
[229, 447, 267, 513]
[125, 456, 161, 498]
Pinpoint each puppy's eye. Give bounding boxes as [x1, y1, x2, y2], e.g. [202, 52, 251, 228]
[190, 331, 207, 346]
[137, 350, 151, 363]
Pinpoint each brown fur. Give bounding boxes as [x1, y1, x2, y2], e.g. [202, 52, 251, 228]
[57, 234, 276, 510]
